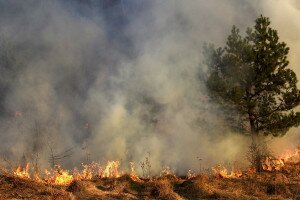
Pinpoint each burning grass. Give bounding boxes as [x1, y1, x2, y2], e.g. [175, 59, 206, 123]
[0, 148, 299, 199]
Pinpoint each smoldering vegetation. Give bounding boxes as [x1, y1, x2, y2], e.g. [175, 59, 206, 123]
[0, 0, 299, 174]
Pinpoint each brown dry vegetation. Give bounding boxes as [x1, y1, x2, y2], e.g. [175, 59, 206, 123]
[0, 162, 299, 200]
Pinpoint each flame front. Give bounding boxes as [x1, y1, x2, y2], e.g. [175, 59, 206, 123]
[101, 161, 120, 178]
[261, 156, 284, 171]
[73, 163, 95, 180]
[261, 148, 300, 171]
[53, 170, 73, 185]
[44, 166, 74, 185]
[13, 148, 300, 185]
[14, 163, 30, 179]
[212, 165, 242, 178]
[279, 149, 300, 163]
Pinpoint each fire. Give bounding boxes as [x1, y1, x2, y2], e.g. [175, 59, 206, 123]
[261, 156, 284, 171]
[261, 148, 300, 172]
[130, 162, 135, 175]
[129, 161, 142, 181]
[53, 171, 73, 185]
[10, 148, 299, 186]
[73, 163, 94, 180]
[9, 148, 300, 185]
[212, 165, 242, 178]
[101, 161, 120, 178]
[12, 160, 124, 184]
[279, 149, 300, 163]
[14, 163, 30, 179]
[45, 166, 74, 185]
[34, 173, 43, 182]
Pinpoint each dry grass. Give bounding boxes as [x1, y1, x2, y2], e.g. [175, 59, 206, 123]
[0, 175, 74, 199]
[151, 179, 182, 200]
[0, 162, 299, 199]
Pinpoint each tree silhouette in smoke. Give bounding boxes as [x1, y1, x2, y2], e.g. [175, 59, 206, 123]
[205, 15, 300, 138]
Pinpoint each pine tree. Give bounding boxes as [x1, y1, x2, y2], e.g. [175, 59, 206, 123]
[204, 15, 300, 139]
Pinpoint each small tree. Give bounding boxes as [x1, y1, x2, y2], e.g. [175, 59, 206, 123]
[204, 15, 300, 169]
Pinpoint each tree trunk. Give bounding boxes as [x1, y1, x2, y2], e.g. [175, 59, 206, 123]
[249, 112, 262, 172]
[246, 86, 262, 171]
[249, 116, 257, 144]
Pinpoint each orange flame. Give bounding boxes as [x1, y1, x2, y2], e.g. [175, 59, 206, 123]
[261, 156, 284, 171]
[129, 162, 141, 181]
[12, 161, 126, 184]
[53, 170, 73, 185]
[73, 163, 95, 180]
[212, 165, 242, 178]
[279, 149, 300, 163]
[45, 166, 73, 185]
[261, 148, 300, 172]
[101, 161, 121, 178]
[14, 163, 30, 179]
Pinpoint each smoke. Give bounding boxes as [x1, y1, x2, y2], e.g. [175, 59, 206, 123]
[0, 0, 299, 174]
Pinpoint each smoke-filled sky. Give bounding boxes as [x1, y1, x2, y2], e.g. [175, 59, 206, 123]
[0, 0, 299, 174]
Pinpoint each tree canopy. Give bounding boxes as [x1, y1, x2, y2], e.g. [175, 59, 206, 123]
[204, 15, 300, 137]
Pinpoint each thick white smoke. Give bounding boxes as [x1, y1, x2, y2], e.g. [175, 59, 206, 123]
[0, 0, 299, 174]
